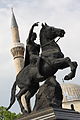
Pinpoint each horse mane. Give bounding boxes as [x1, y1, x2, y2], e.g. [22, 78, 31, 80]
[39, 26, 44, 40]
[39, 26, 46, 47]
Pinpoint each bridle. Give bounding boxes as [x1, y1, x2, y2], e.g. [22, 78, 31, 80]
[41, 37, 61, 48]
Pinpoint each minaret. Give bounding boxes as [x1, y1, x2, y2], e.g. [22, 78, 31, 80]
[10, 9, 29, 112]
[10, 8, 25, 74]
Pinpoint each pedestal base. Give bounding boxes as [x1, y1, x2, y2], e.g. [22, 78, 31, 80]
[17, 107, 80, 120]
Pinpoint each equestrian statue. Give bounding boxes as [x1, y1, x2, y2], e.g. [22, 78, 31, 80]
[7, 22, 78, 114]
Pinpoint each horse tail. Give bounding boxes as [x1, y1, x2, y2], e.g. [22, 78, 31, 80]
[6, 81, 16, 110]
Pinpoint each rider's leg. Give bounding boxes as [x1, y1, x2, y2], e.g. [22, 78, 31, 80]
[37, 57, 55, 77]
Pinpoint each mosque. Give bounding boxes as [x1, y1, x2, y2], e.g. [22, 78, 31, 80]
[10, 9, 80, 113]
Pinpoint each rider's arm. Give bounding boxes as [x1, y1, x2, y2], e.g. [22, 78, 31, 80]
[27, 22, 39, 44]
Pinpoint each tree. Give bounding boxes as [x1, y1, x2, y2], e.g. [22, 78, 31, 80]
[0, 106, 22, 120]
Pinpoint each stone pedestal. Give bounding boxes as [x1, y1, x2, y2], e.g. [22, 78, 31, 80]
[17, 107, 80, 120]
[33, 76, 63, 111]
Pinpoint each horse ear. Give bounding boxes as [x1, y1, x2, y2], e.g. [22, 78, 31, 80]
[45, 23, 48, 26]
[42, 23, 45, 28]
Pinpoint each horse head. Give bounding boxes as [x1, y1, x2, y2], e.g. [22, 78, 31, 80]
[40, 23, 65, 47]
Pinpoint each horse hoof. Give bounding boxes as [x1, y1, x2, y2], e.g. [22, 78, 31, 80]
[64, 75, 70, 80]
[22, 110, 29, 115]
[64, 72, 75, 80]
[73, 62, 78, 68]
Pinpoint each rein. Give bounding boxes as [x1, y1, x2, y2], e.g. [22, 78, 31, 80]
[41, 37, 61, 48]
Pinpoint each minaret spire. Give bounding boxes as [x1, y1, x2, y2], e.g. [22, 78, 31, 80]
[10, 8, 25, 73]
[11, 8, 20, 43]
[11, 8, 18, 28]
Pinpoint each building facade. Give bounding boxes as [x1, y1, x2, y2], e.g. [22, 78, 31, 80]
[61, 83, 80, 112]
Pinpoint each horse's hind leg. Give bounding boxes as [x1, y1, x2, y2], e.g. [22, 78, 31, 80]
[25, 84, 39, 113]
[16, 88, 28, 114]
[25, 91, 32, 113]
[17, 95, 27, 114]
[54, 57, 78, 80]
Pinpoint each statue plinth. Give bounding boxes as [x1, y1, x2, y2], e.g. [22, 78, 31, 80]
[17, 107, 80, 120]
[33, 76, 63, 111]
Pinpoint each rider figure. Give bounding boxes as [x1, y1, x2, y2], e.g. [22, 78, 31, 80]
[24, 22, 40, 66]
[23, 22, 40, 113]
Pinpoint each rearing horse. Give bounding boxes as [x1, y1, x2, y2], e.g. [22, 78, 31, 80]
[7, 23, 77, 114]
[38, 23, 77, 80]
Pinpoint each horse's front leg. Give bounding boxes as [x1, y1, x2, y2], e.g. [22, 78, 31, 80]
[64, 61, 77, 80]
[54, 57, 78, 80]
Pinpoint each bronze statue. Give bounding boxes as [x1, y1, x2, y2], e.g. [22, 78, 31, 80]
[7, 23, 78, 114]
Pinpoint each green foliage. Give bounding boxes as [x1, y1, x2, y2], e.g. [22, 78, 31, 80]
[0, 106, 22, 120]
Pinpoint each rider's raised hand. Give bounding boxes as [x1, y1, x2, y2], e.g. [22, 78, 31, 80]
[33, 22, 39, 27]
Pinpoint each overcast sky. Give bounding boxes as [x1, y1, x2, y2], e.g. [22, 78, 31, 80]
[0, 0, 80, 113]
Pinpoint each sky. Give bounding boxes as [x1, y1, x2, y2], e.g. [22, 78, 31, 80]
[0, 0, 80, 113]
